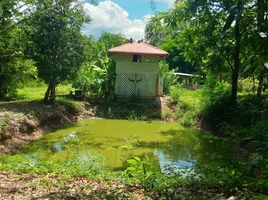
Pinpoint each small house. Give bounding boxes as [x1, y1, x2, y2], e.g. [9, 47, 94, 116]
[108, 41, 169, 98]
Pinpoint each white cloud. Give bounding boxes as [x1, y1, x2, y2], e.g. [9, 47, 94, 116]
[82, 1, 149, 40]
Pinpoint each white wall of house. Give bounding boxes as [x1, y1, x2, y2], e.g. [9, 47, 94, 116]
[116, 62, 158, 73]
[112, 54, 163, 98]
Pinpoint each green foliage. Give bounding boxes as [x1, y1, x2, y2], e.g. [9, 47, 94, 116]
[159, 61, 177, 94]
[159, 36, 197, 73]
[200, 93, 268, 148]
[124, 145, 268, 196]
[149, 0, 268, 103]
[168, 86, 202, 126]
[98, 32, 127, 51]
[202, 72, 232, 106]
[145, 14, 197, 74]
[74, 56, 114, 99]
[145, 13, 170, 46]
[126, 157, 180, 193]
[73, 62, 105, 97]
[57, 97, 84, 115]
[26, 0, 87, 103]
[0, 153, 106, 178]
[168, 85, 181, 105]
[190, 151, 268, 194]
[73, 32, 126, 99]
[0, 0, 38, 100]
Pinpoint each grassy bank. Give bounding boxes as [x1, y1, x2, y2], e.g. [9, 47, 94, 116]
[166, 86, 268, 197]
[162, 86, 202, 126]
[0, 83, 84, 153]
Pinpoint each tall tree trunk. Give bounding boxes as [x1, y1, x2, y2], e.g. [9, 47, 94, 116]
[44, 82, 52, 103]
[257, 69, 265, 99]
[50, 82, 56, 104]
[257, 0, 265, 32]
[256, 0, 267, 100]
[231, 3, 243, 105]
[253, 76, 256, 94]
[44, 81, 56, 104]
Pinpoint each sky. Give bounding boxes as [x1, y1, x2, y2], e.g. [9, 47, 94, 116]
[82, 0, 174, 40]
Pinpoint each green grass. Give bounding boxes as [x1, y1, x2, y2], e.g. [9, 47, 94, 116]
[168, 86, 203, 126]
[57, 97, 84, 114]
[179, 89, 203, 109]
[17, 83, 73, 101]
[0, 83, 82, 131]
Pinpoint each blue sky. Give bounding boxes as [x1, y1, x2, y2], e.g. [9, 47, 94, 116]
[82, 0, 173, 40]
[101, 0, 170, 19]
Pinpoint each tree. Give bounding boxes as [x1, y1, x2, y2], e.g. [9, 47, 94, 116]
[27, 0, 87, 103]
[256, 0, 268, 98]
[0, 0, 37, 100]
[98, 32, 127, 51]
[161, 0, 265, 104]
[145, 13, 197, 74]
[159, 36, 197, 73]
[145, 14, 169, 46]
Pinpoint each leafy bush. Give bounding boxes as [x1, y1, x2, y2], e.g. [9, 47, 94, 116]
[167, 86, 202, 126]
[239, 78, 256, 94]
[73, 57, 116, 100]
[0, 59, 37, 101]
[0, 153, 107, 178]
[125, 157, 182, 194]
[168, 85, 181, 105]
[72, 61, 106, 98]
[202, 82, 231, 106]
[159, 61, 177, 94]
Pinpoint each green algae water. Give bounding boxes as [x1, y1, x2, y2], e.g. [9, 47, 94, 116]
[13, 120, 229, 170]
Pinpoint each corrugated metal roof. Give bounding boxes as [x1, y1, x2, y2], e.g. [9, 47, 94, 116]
[108, 42, 169, 56]
[174, 72, 193, 77]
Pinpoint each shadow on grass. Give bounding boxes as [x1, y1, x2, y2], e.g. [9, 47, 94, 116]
[0, 100, 45, 114]
[87, 98, 162, 120]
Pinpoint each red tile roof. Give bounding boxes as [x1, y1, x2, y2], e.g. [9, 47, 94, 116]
[108, 42, 169, 56]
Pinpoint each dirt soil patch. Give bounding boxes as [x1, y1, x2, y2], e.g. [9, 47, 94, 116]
[0, 171, 232, 200]
[0, 171, 146, 200]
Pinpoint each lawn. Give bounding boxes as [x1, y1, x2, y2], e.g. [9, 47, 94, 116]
[17, 83, 74, 101]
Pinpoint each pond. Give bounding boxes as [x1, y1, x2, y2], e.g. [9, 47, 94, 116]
[16, 120, 231, 171]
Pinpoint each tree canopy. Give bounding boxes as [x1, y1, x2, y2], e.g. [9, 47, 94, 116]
[25, 0, 87, 103]
[146, 0, 268, 103]
[0, 0, 37, 100]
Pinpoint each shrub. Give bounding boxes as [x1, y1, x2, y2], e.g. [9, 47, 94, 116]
[0, 153, 106, 178]
[168, 85, 182, 105]
[159, 61, 177, 94]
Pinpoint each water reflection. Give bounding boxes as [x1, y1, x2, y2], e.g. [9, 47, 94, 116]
[17, 120, 230, 171]
[154, 149, 196, 175]
[63, 131, 78, 142]
[53, 131, 78, 152]
[53, 143, 63, 152]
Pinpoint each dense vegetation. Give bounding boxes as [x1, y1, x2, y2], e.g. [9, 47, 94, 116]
[0, 0, 127, 102]
[146, 0, 268, 103]
[0, 0, 268, 199]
